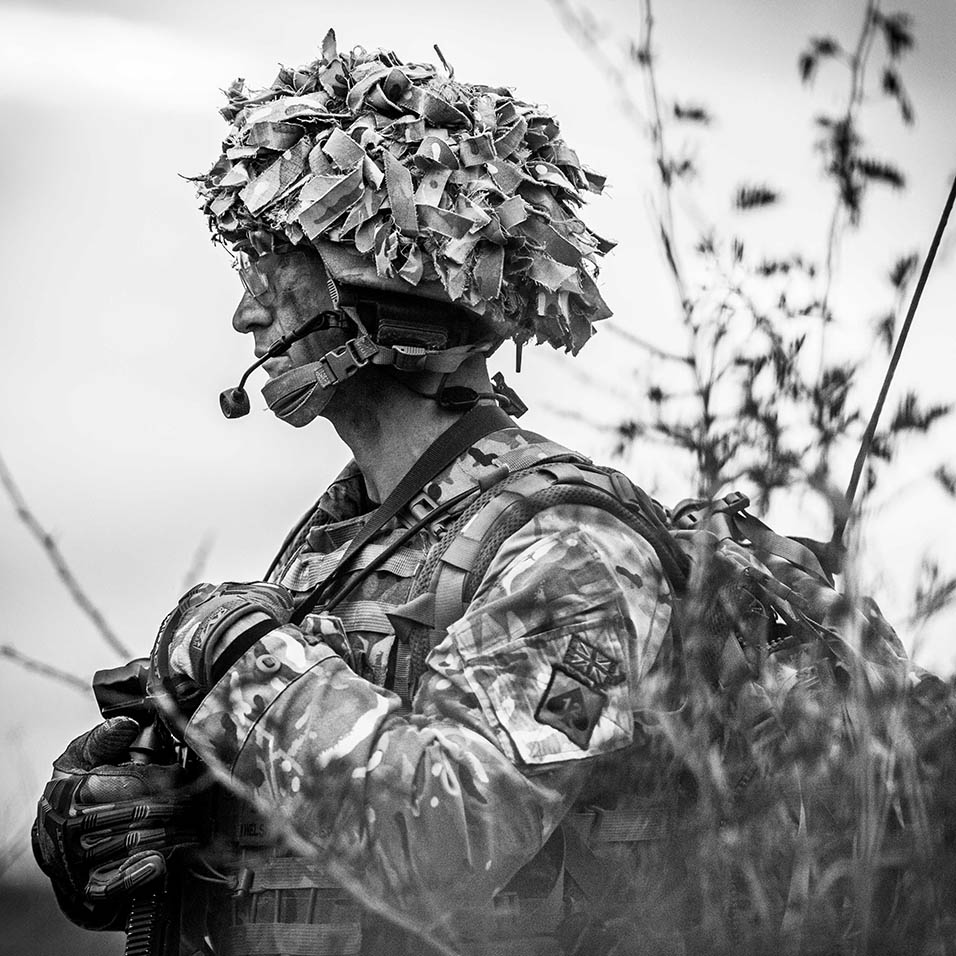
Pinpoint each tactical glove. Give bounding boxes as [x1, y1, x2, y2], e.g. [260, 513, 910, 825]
[33, 718, 198, 930]
[148, 581, 295, 727]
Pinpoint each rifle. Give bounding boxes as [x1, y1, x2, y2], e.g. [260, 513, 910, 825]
[92, 659, 183, 956]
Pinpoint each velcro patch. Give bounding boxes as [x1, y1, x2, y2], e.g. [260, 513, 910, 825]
[562, 634, 625, 690]
[535, 635, 625, 748]
[535, 667, 606, 748]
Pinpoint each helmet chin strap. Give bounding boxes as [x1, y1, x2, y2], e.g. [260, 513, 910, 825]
[388, 368, 528, 417]
[260, 307, 500, 428]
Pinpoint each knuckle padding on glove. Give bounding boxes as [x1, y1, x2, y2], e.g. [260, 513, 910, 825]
[35, 765, 197, 909]
[86, 850, 168, 900]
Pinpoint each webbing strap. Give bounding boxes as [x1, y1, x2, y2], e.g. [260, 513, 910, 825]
[453, 889, 564, 940]
[733, 513, 830, 584]
[217, 922, 362, 956]
[291, 404, 512, 624]
[429, 460, 587, 637]
[561, 824, 615, 903]
[404, 463, 687, 700]
[371, 341, 482, 374]
[240, 858, 345, 893]
[562, 807, 685, 905]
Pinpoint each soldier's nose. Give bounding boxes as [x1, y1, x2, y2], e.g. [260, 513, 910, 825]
[232, 293, 272, 334]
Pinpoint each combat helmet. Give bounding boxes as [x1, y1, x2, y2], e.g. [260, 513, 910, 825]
[197, 30, 614, 424]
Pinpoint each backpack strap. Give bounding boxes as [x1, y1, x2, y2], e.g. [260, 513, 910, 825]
[394, 461, 689, 704]
[291, 403, 513, 625]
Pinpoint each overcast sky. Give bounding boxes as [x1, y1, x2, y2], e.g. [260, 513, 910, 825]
[1, 0, 954, 901]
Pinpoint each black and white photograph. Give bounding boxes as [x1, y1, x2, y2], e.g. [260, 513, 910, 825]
[2, 1, 955, 953]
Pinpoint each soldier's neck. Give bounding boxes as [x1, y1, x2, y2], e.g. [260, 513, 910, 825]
[328, 359, 496, 504]
[328, 385, 463, 505]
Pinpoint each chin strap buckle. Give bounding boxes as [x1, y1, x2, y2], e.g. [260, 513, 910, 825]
[315, 335, 379, 388]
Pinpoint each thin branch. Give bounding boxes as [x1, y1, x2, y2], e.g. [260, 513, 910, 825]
[535, 348, 636, 403]
[0, 644, 89, 693]
[545, 0, 646, 127]
[819, 0, 881, 344]
[0, 450, 132, 659]
[539, 403, 617, 431]
[640, 0, 688, 306]
[606, 323, 690, 363]
[181, 534, 215, 593]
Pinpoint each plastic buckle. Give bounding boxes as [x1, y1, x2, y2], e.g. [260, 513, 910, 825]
[390, 345, 429, 372]
[407, 489, 439, 523]
[673, 491, 750, 530]
[673, 504, 704, 530]
[719, 491, 750, 514]
[321, 337, 375, 384]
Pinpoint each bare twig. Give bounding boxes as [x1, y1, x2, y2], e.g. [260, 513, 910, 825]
[0, 643, 89, 693]
[545, 0, 646, 126]
[819, 0, 881, 344]
[640, 0, 686, 302]
[638, 0, 720, 494]
[538, 403, 616, 431]
[181, 534, 215, 593]
[536, 348, 635, 403]
[0, 450, 131, 659]
[606, 324, 689, 363]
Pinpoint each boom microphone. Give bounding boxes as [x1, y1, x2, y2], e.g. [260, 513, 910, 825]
[219, 310, 344, 419]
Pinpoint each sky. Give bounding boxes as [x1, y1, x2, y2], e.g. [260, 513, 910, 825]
[0, 0, 954, 927]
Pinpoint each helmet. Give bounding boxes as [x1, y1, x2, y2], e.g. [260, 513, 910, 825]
[198, 30, 614, 423]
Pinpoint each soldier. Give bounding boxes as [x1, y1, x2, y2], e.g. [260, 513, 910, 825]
[33, 33, 680, 956]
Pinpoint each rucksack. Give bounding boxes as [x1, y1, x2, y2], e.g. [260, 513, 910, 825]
[385, 454, 940, 950]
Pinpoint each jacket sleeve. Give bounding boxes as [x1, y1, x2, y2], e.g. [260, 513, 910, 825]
[184, 504, 671, 923]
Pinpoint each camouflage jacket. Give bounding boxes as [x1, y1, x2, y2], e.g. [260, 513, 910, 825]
[183, 423, 672, 947]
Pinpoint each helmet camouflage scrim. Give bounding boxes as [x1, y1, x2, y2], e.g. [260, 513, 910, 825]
[196, 29, 614, 356]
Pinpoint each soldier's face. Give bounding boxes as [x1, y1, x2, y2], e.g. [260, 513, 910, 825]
[232, 251, 343, 378]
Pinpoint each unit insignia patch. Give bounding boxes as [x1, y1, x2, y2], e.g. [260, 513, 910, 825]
[535, 635, 624, 747]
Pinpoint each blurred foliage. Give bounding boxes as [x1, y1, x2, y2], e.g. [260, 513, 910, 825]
[549, 0, 956, 952]
[622, 0, 939, 512]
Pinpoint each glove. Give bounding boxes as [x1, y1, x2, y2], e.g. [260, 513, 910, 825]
[33, 718, 198, 930]
[149, 581, 295, 726]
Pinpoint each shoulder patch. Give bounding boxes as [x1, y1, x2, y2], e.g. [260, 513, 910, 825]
[536, 669, 606, 748]
[535, 635, 624, 748]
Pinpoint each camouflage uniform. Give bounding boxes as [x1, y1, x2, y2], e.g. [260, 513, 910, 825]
[184, 423, 672, 955]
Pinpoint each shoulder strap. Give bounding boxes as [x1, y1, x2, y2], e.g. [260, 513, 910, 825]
[398, 462, 689, 701]
[290, 403, 512, 624]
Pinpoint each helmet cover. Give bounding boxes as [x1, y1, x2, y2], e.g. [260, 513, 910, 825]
[196, 30, 614, 354]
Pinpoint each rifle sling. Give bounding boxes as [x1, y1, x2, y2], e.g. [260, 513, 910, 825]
[290, 403, 513, 625]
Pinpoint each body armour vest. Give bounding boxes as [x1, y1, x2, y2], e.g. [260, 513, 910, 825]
[186, 425, 679, 956]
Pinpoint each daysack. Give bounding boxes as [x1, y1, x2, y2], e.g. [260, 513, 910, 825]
[399, 456, 910, 704]
[392, 455, 940, 951]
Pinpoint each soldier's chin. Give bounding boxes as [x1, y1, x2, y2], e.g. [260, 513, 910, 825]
[262, 356, 293, 378]
[262, 379, 336, 428]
